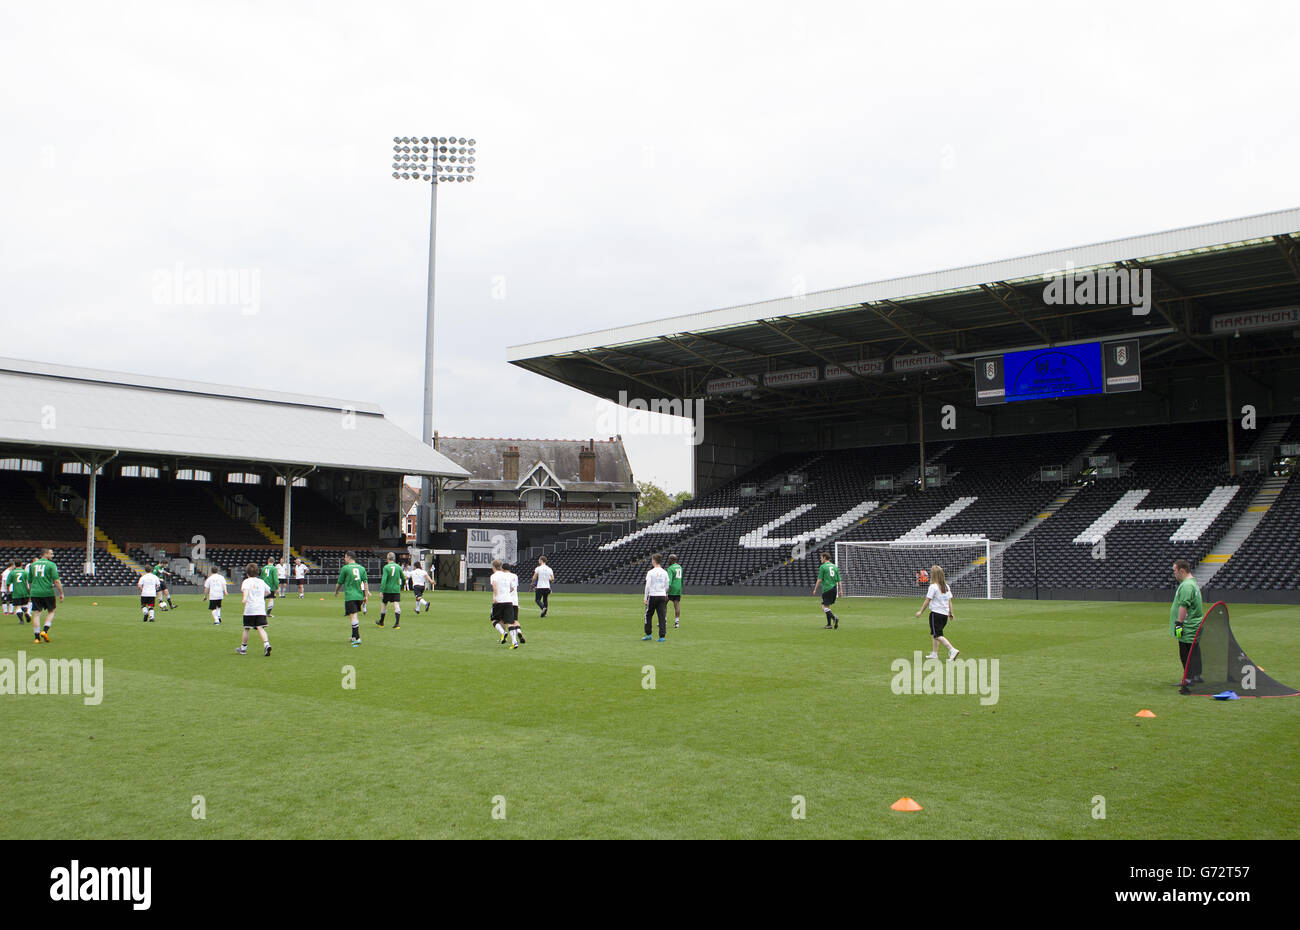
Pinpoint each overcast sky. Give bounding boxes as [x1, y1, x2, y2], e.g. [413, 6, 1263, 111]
[3, 0, 1299, 493]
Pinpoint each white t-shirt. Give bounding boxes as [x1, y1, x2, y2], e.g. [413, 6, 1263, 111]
[204, 575, 228, 599]
[490, 571, 512, 603]
[295, 563, 306, 580]
[534, 565, 554, 589]
[277, 563, 287, 581]
[926, 582, 953, 616]
[410, 568, 429, 588]
[645, 566, 670, 598]
[242, 577, 272, 616]
[138, 573, 161, 597]
[507, 572, 519, 606]
[1, 568, 11, 592]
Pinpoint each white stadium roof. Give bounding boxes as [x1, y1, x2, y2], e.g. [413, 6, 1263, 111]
[507, 205, 1300, 360]
[0, 358, 469, 478]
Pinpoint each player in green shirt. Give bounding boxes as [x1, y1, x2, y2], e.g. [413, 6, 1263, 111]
[376, 552, 405, 629]
[27, 548, 64, 643]
[334, 551, 369, 647]
[813, 551, 842, 630]
[261, 558, 280, 618]
[1170, 558, 1205, 691]
[9, 562, 32, 624]
[666, 554, 684, 629]
[153, 560, 177, 610]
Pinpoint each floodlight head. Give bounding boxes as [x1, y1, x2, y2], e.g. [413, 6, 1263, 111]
[391, 134, 478, 185]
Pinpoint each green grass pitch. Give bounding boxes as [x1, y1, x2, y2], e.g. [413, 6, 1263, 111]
[0, 591, 1296, 839]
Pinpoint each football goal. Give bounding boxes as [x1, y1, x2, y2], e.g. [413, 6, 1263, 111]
[835, 539, 1003, 599]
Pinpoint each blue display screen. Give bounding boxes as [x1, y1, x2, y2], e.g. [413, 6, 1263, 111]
[1003, 342, 1103, 402]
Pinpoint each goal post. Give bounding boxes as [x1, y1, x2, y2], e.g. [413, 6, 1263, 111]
[835, 539, 1003, 599]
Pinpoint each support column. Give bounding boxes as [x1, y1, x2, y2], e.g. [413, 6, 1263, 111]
[1225, 363, 1237, 478]
[85, 467, 97, 576]
[82, 451, 118, 576]
[918, 394, 926, 492]
[282, 477, 293, 567]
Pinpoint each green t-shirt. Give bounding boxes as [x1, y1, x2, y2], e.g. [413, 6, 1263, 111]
[262, 564, 279, 591]
[153, 563, 167, 581]
[818, 561, 840, 591]
[1169, 576, 1204, 643]
[380, 562, 403, 594]
[337, 563, 368, 601]
[28, 558, 59, 597]
[667, 563, 683, 596]
[9, 568, 29, 599]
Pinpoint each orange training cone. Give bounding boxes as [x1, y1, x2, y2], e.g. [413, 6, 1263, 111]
[1135, 709, 1156, 718]
[891, 797, 923, 812]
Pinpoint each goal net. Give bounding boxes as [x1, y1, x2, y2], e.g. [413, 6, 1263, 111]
[835, 540, 1003, 599]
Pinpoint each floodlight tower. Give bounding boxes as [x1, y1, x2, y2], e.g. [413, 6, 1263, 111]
[391, 135, 476, 542]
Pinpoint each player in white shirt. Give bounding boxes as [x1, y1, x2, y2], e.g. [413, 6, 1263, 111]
[276, 559, 288, 598]
[530, 556, 554, 618]
[237, 562, 272, 656]
[294, 558, 307, 597]
[204, 567, 228, 625]
[488, 558, 525, 649]
[914, 564, 959, 660]
[138, 570, 162, 622]
[410, 561, 431, 613]
[642, 553, 671, 642]
[402, 562, 412, 591]
[2, 562, 13, 616]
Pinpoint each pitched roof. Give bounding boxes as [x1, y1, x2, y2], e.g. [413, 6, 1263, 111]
[435, 436, 636, 492]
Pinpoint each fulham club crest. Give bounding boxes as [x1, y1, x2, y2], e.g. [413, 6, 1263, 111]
[1114, 345, 1128, 366]
[984, 361, 996, 381]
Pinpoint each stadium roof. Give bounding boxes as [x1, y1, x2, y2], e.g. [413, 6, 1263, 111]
[507, 207, 1300, 424]
[0, 358, 470, 478]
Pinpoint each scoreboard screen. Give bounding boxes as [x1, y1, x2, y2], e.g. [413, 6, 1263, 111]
[975, 339, 1140, 406]
[1004, 343, 1103, 401]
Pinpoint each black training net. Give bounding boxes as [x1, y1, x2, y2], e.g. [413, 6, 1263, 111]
[1183, 601, 1299, 697]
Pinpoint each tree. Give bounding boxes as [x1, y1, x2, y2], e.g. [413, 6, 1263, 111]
[637, 481, 688, 522]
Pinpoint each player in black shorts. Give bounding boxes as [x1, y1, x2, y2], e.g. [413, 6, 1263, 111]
[814, 552, 842, 630]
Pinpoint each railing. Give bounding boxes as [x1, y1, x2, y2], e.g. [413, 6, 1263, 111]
[443, 507, 633, 524]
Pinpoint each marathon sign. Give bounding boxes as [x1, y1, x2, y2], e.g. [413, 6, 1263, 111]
[824, 358, 886, 381]
[892, 352, 948, 373]
[763, 366, 820, 388]
[705, 376, 759, 395]
[1209, 307, 1300, 335]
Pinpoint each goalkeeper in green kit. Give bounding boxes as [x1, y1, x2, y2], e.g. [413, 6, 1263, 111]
[1169, 559, 1204, 692]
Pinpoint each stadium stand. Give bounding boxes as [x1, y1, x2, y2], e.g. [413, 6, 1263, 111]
[513, 420, 1276, 594]
[1209, 477, 1300, 591]
[236, 485, 381, 548]
[0, 546, 136, 587]
[0, 474, 85, 542]
[1002, 422, 1261, 590]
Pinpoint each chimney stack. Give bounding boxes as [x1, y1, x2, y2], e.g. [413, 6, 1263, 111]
[503, 445, 520, 482]
[579, 439, 596, 482]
